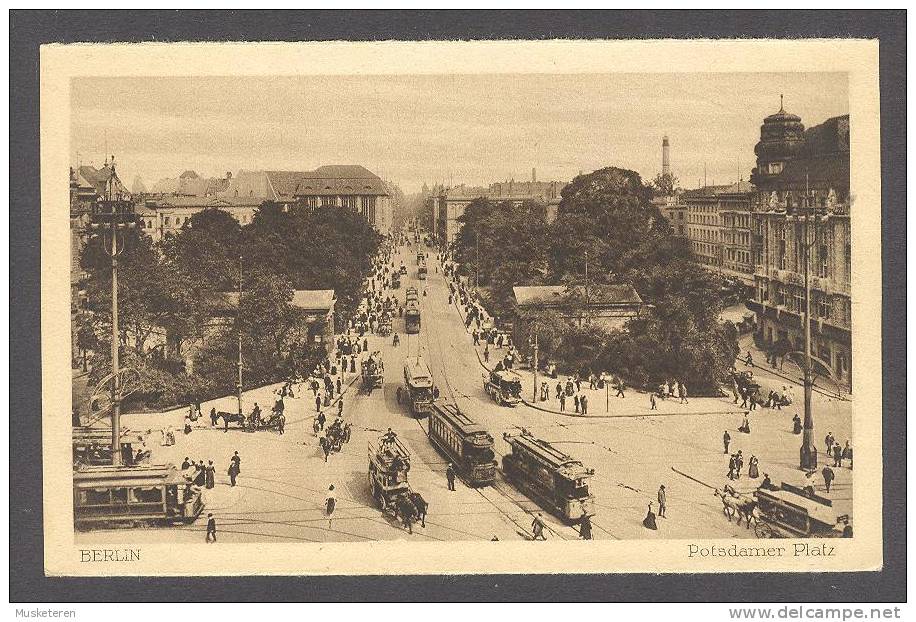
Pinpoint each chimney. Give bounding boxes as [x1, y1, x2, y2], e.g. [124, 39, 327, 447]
[532, 167, 537, 183]
[662, 136, 670, 178]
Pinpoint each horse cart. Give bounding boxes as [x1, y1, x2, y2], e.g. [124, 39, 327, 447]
[361, 353, 385, 393]
[752, 482, 851, 539]
[217, 410, 285, 432]
[367, 431, 428, 533]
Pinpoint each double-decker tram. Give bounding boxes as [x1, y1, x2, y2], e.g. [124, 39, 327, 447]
[501, 429, 596, 522]
[427, 403, 496, 486]
[73, 463, 204, 529]
[73, 426, 146, 467]
[417, 258, 427, 280]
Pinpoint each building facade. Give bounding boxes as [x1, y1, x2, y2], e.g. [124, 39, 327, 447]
[429, 178, 566, 246]
[747, 107, 851, 391]
[137, 196, 262, 242]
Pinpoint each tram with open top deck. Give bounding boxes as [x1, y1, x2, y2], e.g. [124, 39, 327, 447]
[502, 429, 596, 522]
[427, 403, 496, 486]
[367, 431, 412, 512]
[753, 482, 852, 539]
[484, 369, 522, 406]
[73, 426, 147, 467]
[73, 463, 204, 529]
[405, 287, 421, 333]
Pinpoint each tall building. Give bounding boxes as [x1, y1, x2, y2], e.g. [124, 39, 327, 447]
[428, 177, 566, 246]
[748, 103, 851, 391]
[138, 165, 393, 235]
[679, 180, 755, 282]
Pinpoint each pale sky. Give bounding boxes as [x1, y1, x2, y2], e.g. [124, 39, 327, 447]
[71, 73, 849, 194]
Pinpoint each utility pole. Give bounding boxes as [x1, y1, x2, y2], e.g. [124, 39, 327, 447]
[799, 173, 819, 470]
[531, 329, 539, 402]
[237, 254, 244, 419]
[88, 157, 134, 466]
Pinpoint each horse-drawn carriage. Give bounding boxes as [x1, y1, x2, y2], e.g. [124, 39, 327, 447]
[321, 418, 352, 458]
[752, 482, 851, 539]
[361, 353, 385, 393]
[217, 407, 285, 433]
[367, 431, 428, 534]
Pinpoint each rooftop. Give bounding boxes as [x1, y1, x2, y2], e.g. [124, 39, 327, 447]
[513, 284, 643, 308]
[218, 289, 335, 313]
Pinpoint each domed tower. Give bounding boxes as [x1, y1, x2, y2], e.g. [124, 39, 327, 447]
[750, 95, 805, 190]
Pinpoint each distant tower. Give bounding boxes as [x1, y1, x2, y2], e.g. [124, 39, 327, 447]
[662, 136, 670, 178]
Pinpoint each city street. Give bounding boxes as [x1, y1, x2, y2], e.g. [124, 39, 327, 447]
[77, 243, 852, 545]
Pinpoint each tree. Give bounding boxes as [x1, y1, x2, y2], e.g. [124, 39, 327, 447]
[652, 172, 679, 197]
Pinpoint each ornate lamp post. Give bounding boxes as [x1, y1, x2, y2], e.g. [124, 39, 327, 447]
[88, 157, 135, 466]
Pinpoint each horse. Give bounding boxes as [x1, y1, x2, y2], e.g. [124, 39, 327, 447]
[395, 495, 418, 534]
[408, 492, 428, 528]
[217, 411, 245, 428]
[715, 486, 758, 528]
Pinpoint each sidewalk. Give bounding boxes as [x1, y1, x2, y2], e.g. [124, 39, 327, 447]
[447, 282, 749, 420]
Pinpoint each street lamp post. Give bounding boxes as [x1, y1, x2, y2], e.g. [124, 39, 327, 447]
[237, 255, 244, 419]
[88, 157, 135, 466]
[798, 174, 823, 471]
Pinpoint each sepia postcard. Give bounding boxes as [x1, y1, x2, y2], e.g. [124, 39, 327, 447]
[41, 38, 882, 576]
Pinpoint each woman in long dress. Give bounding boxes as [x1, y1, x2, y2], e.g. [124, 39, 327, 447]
[748, 455, 759, 479]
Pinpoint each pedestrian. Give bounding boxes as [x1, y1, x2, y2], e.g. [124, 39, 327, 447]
[614, 378, 626, 398]
[735, 450, 744, 479]
[748, 455, 759, 479]
[842, 441, 853, 469]
[580, 394, 588, 415]
[472, 330, 480, 346]
[727, 454, 736, 480]
[723, 430, 731, 454]
[679, 381, 688, 404]
[650, 392, 657, 410]
[555, 382, 562, 400]
[483, 345, 489, 363]
[227, 460, 239, 487]
[277, 413, 286, 435]
[205, 460, 215, 489]
[336, 377, 342, 395]
[822, 465, 835, 493]
[744, 351, 753, 366]
[205, 513, 217, 543]
[832, 443, 842, 467]
[210, 407, 218, 426]
[825, 432, 835, 456]
[559, 393, 566, 412]
[446, 463, 456, 491]
[326, 485, 336, 518]
[657, 485, 667, 518]
[315, 393, 322, 413]
[642, 503, 658, 530]
[181, 457, 191, 471]
[574, 394, 580, 413]
[792, 413, 803, 434]
[531, 514, 547, 540]
[578, 514, 593, 540]
[338, 398, 344, 417]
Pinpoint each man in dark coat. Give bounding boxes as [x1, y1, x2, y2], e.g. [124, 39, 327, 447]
[822, 465, 835, 493]
[206, 514, 217, 543]
[723, 430, 731, 454]
[446, 463, 456, 491]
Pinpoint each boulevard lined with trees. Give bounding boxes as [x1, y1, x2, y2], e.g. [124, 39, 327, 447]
[451, 167, 739, 394]
[78, 204, 381, 410]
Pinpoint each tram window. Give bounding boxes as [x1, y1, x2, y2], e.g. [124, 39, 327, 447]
[81, 489, 111, 505]
[111, 488, 129, 504]
[130, 487, 162, 503]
